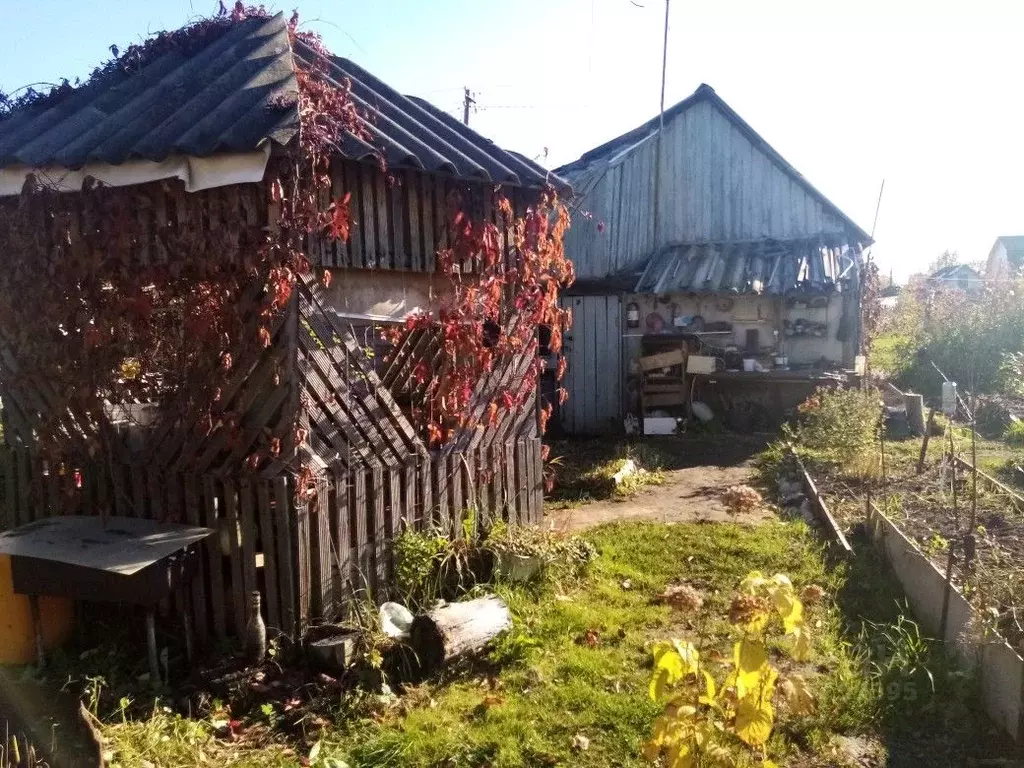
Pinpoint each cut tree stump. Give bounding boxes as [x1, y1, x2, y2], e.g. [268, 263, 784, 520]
[410, 595, 511, 672]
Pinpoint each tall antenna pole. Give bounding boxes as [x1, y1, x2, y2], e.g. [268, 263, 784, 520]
[652, 0, 670, 247]
[462, 87, 475, 126]
[870, 178, 885, 241]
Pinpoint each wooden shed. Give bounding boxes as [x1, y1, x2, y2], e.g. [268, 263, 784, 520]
[556, 84, 871, 435]
[0, 11, 563, 643]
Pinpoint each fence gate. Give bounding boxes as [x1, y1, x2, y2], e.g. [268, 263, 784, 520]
[560, 294, 622, 435]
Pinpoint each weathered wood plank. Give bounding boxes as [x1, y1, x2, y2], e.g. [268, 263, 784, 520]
[202, 476, 228, 641]
[390, 176, 407, 269]
[450, 452, 464, 536]
[503, 442, 516, 523]
[371, 466, 387, 595]
[184, 474, 209, 643]
[374, 170, 389, 269]
[332, 471, 351, 616]
[434, 454, 450, 534]
[353, 469, 370, 595]
[311, 477, 334, 620]
[223, 480, 246, 637]
[256, 480, 280, 631]
[295, 495, 311, 632]
[406, 170, 422, 271]
[239, 480, 258, 617]
[273, 477, 297, 637]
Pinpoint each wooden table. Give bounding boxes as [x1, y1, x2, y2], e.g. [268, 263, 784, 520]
[0, 516, 213, 683]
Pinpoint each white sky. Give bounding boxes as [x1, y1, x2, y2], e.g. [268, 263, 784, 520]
[5, 0, 1024, 281]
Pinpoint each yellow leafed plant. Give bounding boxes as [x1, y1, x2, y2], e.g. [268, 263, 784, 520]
[643, 571, 818, 766]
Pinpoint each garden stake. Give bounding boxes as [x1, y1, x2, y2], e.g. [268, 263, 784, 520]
[940, 454, 959, 640]
[916, 408, 936, 474]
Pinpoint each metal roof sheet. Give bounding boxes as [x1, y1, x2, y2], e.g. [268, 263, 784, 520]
[635, 240, 854, 296]
[0, 13, 563, 190]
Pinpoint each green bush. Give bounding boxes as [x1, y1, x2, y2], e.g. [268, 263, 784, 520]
[793, 386, 882, 475]
[1004, 420, 1024, 446]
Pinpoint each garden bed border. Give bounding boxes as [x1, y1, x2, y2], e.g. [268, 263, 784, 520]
[865, 499, 1024, 742]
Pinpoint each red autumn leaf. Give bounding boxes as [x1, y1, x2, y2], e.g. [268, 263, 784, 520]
[258, 326, 272, 348]
[558, 387, 569, 405]
[73, 469, 83, 489]
[221, 352, 233, 371]
[541, 444, 550, 461]
[294, 427, 308, 446]
[322, 269, 332, 288]
[412, 360, 430, 385]
[270, 437, 281, 457]
[556, 356, 568, 382]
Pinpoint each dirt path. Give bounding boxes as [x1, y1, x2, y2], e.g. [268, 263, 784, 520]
[548, 456, 774, 532]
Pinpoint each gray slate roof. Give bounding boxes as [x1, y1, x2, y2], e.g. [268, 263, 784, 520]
[636, 240, 853, 296]
[0, 13, 559, 189]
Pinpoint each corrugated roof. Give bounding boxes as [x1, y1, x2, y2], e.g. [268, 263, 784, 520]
[635, 240, 854, 296]
[0, 13, 562, 189]
[556, 84, 870, 244]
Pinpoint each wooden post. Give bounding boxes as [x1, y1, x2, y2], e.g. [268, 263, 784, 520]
[905, 393, 926, 436]
[916, 408, 936, 474]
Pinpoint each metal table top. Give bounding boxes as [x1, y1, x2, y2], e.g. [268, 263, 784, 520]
[0, 516, 213, 576]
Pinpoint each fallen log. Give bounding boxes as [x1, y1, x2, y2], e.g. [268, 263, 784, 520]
[410, 595, 511, 672]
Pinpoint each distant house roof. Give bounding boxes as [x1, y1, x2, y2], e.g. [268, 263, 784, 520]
[635, 239, 854, 296]
[929, 263, 981, 281]
[556, 83, 871, 244]
[0, 13, 560, 189]
[994, 236, 1024, 266]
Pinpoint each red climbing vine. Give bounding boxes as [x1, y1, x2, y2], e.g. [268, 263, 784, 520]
[0, 4, 361, 476]
[387, 187, 574, 447]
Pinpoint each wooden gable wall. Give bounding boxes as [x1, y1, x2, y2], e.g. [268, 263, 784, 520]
[564, 98, 858, 281]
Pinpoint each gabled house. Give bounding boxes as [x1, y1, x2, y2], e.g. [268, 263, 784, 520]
[927, 263, 984, 295]
[0, 11, 562, 640]
[555, 84, 871, 434]
[986, 236, 1024, 281]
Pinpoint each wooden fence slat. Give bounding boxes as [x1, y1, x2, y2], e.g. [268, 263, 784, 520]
[531, 438, 543, 523]
[202, 476, 228, 641]
[295, 496, 311, 632]
[477, 447, 490, 526]
[273, 477, 296, 637]
[503, 442, 516, 523]
[353, 469, 369, 595]
[515, 440, 529, 526]
[257, 480, 281, 632]
[450, 452, 464, 537]
[223, 480, 246, 637]
[311, 477, 334, 619]
[489, 443, 503, 523]
[434, 454, 449, 534]
[332, 471, 351, 616]
[418, 459, 431, 530]
[240, 480, 258, 622]
[372, 466, 387, 596]
[184, 475, 209, 643]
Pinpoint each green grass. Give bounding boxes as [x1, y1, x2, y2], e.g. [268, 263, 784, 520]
[98, 519, 1015, 767]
